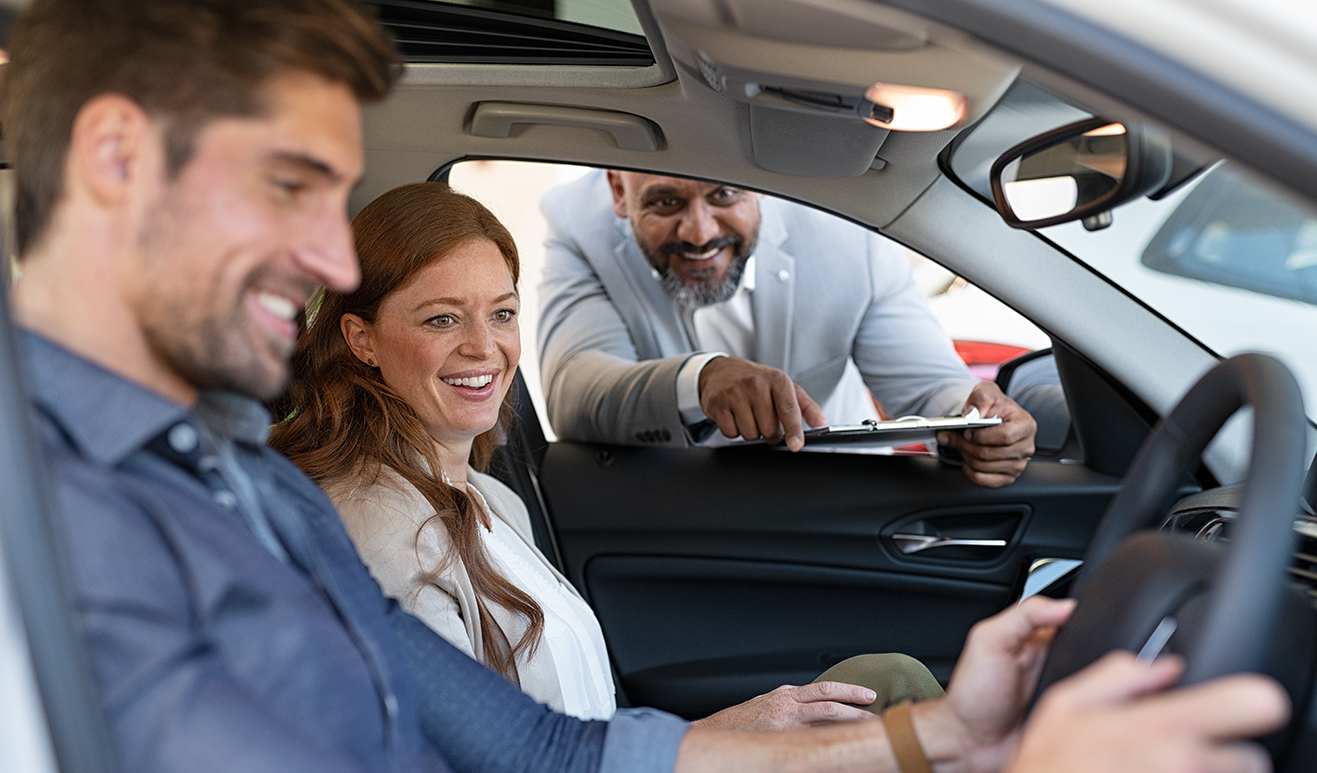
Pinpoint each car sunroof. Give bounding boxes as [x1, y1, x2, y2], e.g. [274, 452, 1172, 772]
[366, 0, 654, 66]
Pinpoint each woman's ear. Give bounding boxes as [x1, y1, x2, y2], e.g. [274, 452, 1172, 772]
[340, 314, 378, 367]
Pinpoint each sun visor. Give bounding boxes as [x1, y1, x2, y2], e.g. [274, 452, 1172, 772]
[749, 104, 888, 177]
[649, 0, 1018, 176]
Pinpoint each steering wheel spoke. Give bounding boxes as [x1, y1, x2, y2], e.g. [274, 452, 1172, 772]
[1033, 354, 1314, 764]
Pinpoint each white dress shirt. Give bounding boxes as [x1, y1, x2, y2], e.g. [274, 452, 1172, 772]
[674, 256, 883, 432]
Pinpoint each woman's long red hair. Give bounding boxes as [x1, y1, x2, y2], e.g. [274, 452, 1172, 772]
[271, 182, 542, 678]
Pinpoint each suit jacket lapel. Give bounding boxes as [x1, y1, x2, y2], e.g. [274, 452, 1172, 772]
[610, 222, 694, 357]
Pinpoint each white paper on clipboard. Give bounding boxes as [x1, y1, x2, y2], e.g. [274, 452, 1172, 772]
[800, 407, 1003, 448]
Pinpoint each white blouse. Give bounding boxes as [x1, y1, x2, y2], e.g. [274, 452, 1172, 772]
[471, 485, 615, 719]
[329, 466, 616, 719]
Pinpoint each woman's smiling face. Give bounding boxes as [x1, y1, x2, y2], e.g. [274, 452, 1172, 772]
[347, 238, 520, 454]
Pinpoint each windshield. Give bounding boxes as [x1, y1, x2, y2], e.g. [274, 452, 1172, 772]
[949, 83, 1317, 422]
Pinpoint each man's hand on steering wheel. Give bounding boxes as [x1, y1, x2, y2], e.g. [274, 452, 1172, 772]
[1013, 653, 1288, 773]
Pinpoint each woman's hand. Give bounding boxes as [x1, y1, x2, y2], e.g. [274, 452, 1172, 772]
[691, 682, 880, 732]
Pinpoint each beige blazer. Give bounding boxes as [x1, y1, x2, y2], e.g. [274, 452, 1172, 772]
[325, 465, 587, 714]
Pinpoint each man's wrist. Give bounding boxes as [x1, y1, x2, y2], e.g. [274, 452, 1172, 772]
[909, 699, 975, 773]
[884, 702, 933, 773]
[676, 352, 727, 426]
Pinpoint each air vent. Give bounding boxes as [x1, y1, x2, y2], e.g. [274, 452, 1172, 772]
[1169, 508, 1317, 607]
[1291, 516, 1317, 597]
[365, 0, 654, 66]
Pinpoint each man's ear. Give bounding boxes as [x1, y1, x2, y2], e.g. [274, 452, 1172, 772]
[606, 170, 629, 219]
[339, 314, 379, 367]
[67, 94, 162, 209]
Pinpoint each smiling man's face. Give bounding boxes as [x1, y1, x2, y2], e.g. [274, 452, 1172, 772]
[127, 70, 363, 400]
[608, 171, 761, 307]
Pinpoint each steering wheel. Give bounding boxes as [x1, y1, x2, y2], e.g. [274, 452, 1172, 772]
[1034, 354, 1313, 750]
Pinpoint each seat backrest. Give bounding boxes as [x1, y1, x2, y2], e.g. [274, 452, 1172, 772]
[487, 368, 564, 570]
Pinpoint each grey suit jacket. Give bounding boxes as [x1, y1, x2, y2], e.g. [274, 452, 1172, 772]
[537, 170, 977, 447]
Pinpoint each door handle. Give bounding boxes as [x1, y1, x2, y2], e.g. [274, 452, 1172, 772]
[892, 534, 1008, 555]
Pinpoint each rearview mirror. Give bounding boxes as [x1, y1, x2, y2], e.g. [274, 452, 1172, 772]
[990, 118, 1172, 230]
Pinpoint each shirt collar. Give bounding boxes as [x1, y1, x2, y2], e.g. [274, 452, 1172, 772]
[20, 330, 269, 465]
[194, 391, 272, 446]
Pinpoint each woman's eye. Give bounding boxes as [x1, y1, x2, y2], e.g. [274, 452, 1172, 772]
[493, 309, 517, 322]
[427, 314, 455, 327]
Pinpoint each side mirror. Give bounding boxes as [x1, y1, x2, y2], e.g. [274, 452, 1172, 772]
[990, 118, 1172, 230]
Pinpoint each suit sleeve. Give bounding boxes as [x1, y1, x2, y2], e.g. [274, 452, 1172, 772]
[851, 235, 979, 418]
[536, 190, 694, 448]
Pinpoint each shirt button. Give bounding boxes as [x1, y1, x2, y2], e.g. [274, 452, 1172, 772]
[168, 423, 199, 454]
[384, 694, 399, 720]
[776, 269, 790, 283]
[213, 490, 238, 509]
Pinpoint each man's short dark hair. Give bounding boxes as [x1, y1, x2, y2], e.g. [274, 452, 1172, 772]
[2, 0, 401, 257]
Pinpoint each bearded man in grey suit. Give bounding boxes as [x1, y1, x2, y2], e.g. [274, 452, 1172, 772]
[538, 170, 1040, 488]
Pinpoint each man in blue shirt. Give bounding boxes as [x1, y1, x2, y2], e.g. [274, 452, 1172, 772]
[3, 2, 1286, 773]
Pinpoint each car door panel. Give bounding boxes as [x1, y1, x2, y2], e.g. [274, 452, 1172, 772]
[537, 440, 1124, 716]
[587, 555, 1006, 718]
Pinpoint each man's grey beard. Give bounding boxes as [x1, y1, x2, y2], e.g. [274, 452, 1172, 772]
[658, 254, 750, 308]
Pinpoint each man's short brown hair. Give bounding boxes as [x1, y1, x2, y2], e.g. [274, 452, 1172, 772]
[2, 0, 401, 256]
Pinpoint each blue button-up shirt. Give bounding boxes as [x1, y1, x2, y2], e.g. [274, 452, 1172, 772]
[21, 331, 687, 773]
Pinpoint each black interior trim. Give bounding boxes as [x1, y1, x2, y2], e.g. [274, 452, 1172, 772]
[1052, 339, 1157, 478]
[366, 0, 655, 66]
[541, 441, 1120, 588]
[487, 369, 564, 571]
[427, 165, 451, 184]
[587, 554, 1009, 718]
